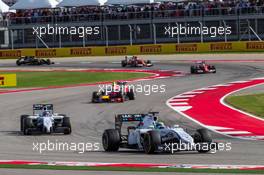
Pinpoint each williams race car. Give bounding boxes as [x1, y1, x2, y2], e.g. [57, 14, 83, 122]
[16, 56, 54, 66]
[92, 82, 135, 103]
[20, 104, 71, 135]
[121, 56, 153, 67]
[190, 61, 216, 74]
[102, 112, 217, 154]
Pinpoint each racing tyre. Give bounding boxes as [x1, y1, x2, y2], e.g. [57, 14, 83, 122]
[92, 92, 99, 103]
[62, 117, 71, 135]
[190, 66, 195, 74]
[143, 130, 161, 154]
[23, 118, 33, 135]
[194, 128, 212, 153]
[121, 60, 127, 67]
[212, 66, 216, 73]
[20, 115, 29, 132]
[47, 59, 51, 65]
[102, 129, 120, 152]
[127, 90, 135, 100]
[16, 60, 21, 66]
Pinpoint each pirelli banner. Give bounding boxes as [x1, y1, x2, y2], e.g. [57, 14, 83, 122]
[0, 41, 264, 59]
[0, 74, 17, 87]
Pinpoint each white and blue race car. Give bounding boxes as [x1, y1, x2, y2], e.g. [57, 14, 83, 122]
[20, 104, 71, 135]
[102, 112, 217, 154]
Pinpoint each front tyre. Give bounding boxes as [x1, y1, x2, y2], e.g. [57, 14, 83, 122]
[143, 130, 161, 154]
[194, 128, 212, 153]
[102, 129, 120, 152]
[62, 116, 71, 135]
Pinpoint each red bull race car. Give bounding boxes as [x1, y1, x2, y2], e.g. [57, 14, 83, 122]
[121, 56, 153, 67]
[190, 61, 216, 74]
[91, 82, 135, 103]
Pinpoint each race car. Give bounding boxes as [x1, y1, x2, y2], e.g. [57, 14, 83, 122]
[20, 104, 71, 135]
[190, 61, 216, 74]
[92, 81, 135, 103]
[102, 112, 217, 154]
[16, 56, 54, 66]
[121, 56, 153, 67]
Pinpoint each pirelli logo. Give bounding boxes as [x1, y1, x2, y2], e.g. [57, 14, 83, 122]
[246, 42, 264, 50]
[0, 50, 21, 58]
[210, 43, 232, 51]
[140, 45, 162, 53]
[0, 74, 17, 87]
[0, 77, 4, 86]
[176, 44, 197, 52]
[105, 47, 127, 55]
[70, 48, 92, 56]
[35, 49, 56, 57]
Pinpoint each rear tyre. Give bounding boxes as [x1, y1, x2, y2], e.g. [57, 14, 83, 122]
[20, 115, 29, 132]
[62, 116, 71, 135]
[102, 129, 120, 152]
[47, 59, 51, 65]
[127, 90, 135, 100]
[16, 60, 21, 66]
[121, 60, 127, 67]
[92, 92, 99, 103]
[23, 118, 33, 135]
[143, 130, 161, 154]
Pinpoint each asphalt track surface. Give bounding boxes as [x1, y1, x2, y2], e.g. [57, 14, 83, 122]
[0, 54, 264, 174]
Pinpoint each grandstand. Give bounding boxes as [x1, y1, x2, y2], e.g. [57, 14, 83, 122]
[0, 0, 263, 49]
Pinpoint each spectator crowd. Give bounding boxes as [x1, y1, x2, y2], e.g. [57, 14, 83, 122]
[1, 0, 264, 25]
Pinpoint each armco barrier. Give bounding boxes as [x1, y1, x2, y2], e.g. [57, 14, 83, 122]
[0, 41, 264, 59]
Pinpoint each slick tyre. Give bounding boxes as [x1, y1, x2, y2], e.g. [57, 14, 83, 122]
[20, 115, 29, 132]
[127, 90, 135, 100]
[62, 116, 71, 135]
[194, 128, 212, 153]
[102, 129, 120, 152]
[143, 130, 161, 154]
[23, 118, 33, 135]
[121, 60, 127, 67]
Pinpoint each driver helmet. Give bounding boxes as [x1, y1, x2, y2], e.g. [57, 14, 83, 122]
[42, 111, 50, 117]
[156, 122, 165, 129]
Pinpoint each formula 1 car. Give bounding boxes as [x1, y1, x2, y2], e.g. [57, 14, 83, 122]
[102, 112, 217, 154]
[121, 56, 153, 67]
[92, 81, 135, 103]
[20, 104, 71, 135]
[190, 61, 216, 74]
[16, 56, 54, 66]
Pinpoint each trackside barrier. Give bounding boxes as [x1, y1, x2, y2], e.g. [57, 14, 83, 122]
[0, 41, 264, 59]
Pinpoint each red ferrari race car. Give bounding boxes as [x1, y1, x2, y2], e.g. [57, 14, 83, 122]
[190, 61, 216, 74]
[121, 56, 153, 67]
[91, 81, 135, 103]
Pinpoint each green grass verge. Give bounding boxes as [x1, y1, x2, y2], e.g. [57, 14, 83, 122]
[0, 71, 149, 88]
[0, 164, 263, 174]
[225, 93, 264, 118]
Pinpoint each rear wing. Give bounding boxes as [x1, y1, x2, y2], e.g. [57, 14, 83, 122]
[33, 104, 53, 115]
[115, 112, 159, 131]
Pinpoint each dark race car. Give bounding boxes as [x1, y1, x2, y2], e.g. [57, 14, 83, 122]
[121, 56, 153, 67]
[190, 61, 216, 74]
[16, 56, 54, 66]
[92, 81, 135, 103]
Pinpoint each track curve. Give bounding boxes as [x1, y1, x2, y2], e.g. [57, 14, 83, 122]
[0, 56, 264, 166]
